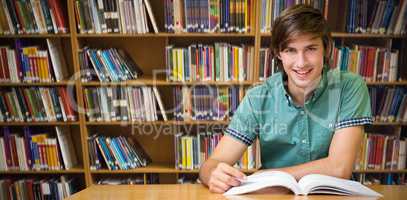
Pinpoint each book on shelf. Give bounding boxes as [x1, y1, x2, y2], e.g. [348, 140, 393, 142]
[344, 0, 407, 35]
[165, 43, 254, 82]
[0, 126, 79, 171]
[260, 0, 326, 33]
[165, 0, 253, 33]
[0, 87, 76, 122]
[74, 0, 158, 34]
[79, 47, 143, 82]
[369, 87, 407, 123]
[357, 173, 407, 185]
[258, 48, 281, 81]
[354, 133, 407, 171]
[223, 171, 382, 196]
[88, 135, 151, 170]
[0, 0, 68, 35]
[0, 38, 69, 83]
[97, 174, 159, 184]
[0, 176, 78, 200]
[83, 86, 166, 122]
[331, 45, 399, 82]
[174, 131, 261, 170]
[173, 86, 245, 121]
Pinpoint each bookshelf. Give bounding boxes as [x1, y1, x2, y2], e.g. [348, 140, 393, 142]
[0, 1, 406, 196]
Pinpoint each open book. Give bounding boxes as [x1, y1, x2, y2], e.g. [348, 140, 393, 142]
[224, 171, 382, 197]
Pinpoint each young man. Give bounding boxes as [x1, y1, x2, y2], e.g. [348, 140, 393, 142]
[199, 5, 372, 193]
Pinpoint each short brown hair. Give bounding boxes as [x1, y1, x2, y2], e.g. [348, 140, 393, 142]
[270, 4, 333, 68]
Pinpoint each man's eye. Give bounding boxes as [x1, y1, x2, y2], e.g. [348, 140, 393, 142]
[307, 48, 317, 51]
[284, 49, 295, 53]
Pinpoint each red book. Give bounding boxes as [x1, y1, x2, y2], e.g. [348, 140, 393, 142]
[47, 0, 67, 33]
[9, 135, 20, 169]
[0, 48, 5, 81]
[26, 179, 35, 200]
[0, 48, 10, 81]
[57, 87, 76, 121]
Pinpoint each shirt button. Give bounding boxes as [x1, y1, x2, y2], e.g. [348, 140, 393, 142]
[328, 123, 333, 128]
[300, 111, 305, 115]
[302, 139, 307, 144]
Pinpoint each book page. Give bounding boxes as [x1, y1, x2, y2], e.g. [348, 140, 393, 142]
[298, 174, 382, 197]
[224, 171, 302, 195]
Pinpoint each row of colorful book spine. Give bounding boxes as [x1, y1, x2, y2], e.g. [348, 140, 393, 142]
[174, 132, 261, 170]
[83, 86, 167, 122]
[354, 133, 406, 171]
[260, 0, 325, 33]
[88, 135, 151, 171]
[79, 47, 143, 82]
[346, 0, 407, 35]
[165, 0, 254, 33]
[332, 45, 399, 82]
[0, 39, 68, 83]
[173, 86, 245, 121]
[74, 0, 158, 34]
[0, 87, 76, 122]
[166, 43, 255, 82]
[0, 176, 78, 200]
[0, 0, 68, 35]
[0, 126, 78, 171]
[369, 87, 407, 123]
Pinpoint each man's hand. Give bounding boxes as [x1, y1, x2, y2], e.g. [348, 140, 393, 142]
[208, 162, 246, 193]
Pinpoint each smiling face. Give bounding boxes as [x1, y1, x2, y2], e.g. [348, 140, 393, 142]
[279, 33, 325, 93]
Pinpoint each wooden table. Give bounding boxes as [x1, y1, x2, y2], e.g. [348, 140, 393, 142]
[66, 184, 407, 200]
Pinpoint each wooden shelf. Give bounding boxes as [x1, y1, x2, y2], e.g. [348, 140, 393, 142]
[77, 32, 255, 38]
[0, 34, 71, 38]
[82, 79, 255, 86]
[0, 81, 76, 87]
[254, 80, 407, 86]
[353, 169, 407, 173]
[0, 121, 80, 126]
[366, 81, 407, 86]
[260, 32, 406, 38]
[90, 163, 407, 174]
[371, 122, 407, 126]
[90, 163, 256, 174]
[0, 168, 85, 174]
[85, 120, 229, 126]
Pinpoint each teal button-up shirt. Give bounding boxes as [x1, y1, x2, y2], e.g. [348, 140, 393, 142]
[225, 68, 373, 169]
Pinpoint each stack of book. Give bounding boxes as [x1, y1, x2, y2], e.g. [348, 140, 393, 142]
[0, 126, 78, 171]
[83, 86, 166, 122]
[345, 0, 407, 35]
[0, 39, 68, 83]
[74, 0, 158, 34]
[0, 0, 68, 35]
[174, 132, 261, 170]
[165, 0, 254, 33]
[79, 47, 143, 82]
[260, 0, 326, 33]
[173, 86, 245, 121]
[369, 87, 407, 123]
[88, 135, 151, 170]
[331, 45, 399, 82]
[166, 43, 254, 82]
[0, 87, 76, 122]
[0, 176, 78, 200]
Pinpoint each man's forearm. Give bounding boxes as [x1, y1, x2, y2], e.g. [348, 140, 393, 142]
[199, 158, 221, 186]
[260, 156, 353, 181]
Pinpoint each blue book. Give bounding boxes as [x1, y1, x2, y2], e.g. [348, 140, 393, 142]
[23, 127, 33, 169]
